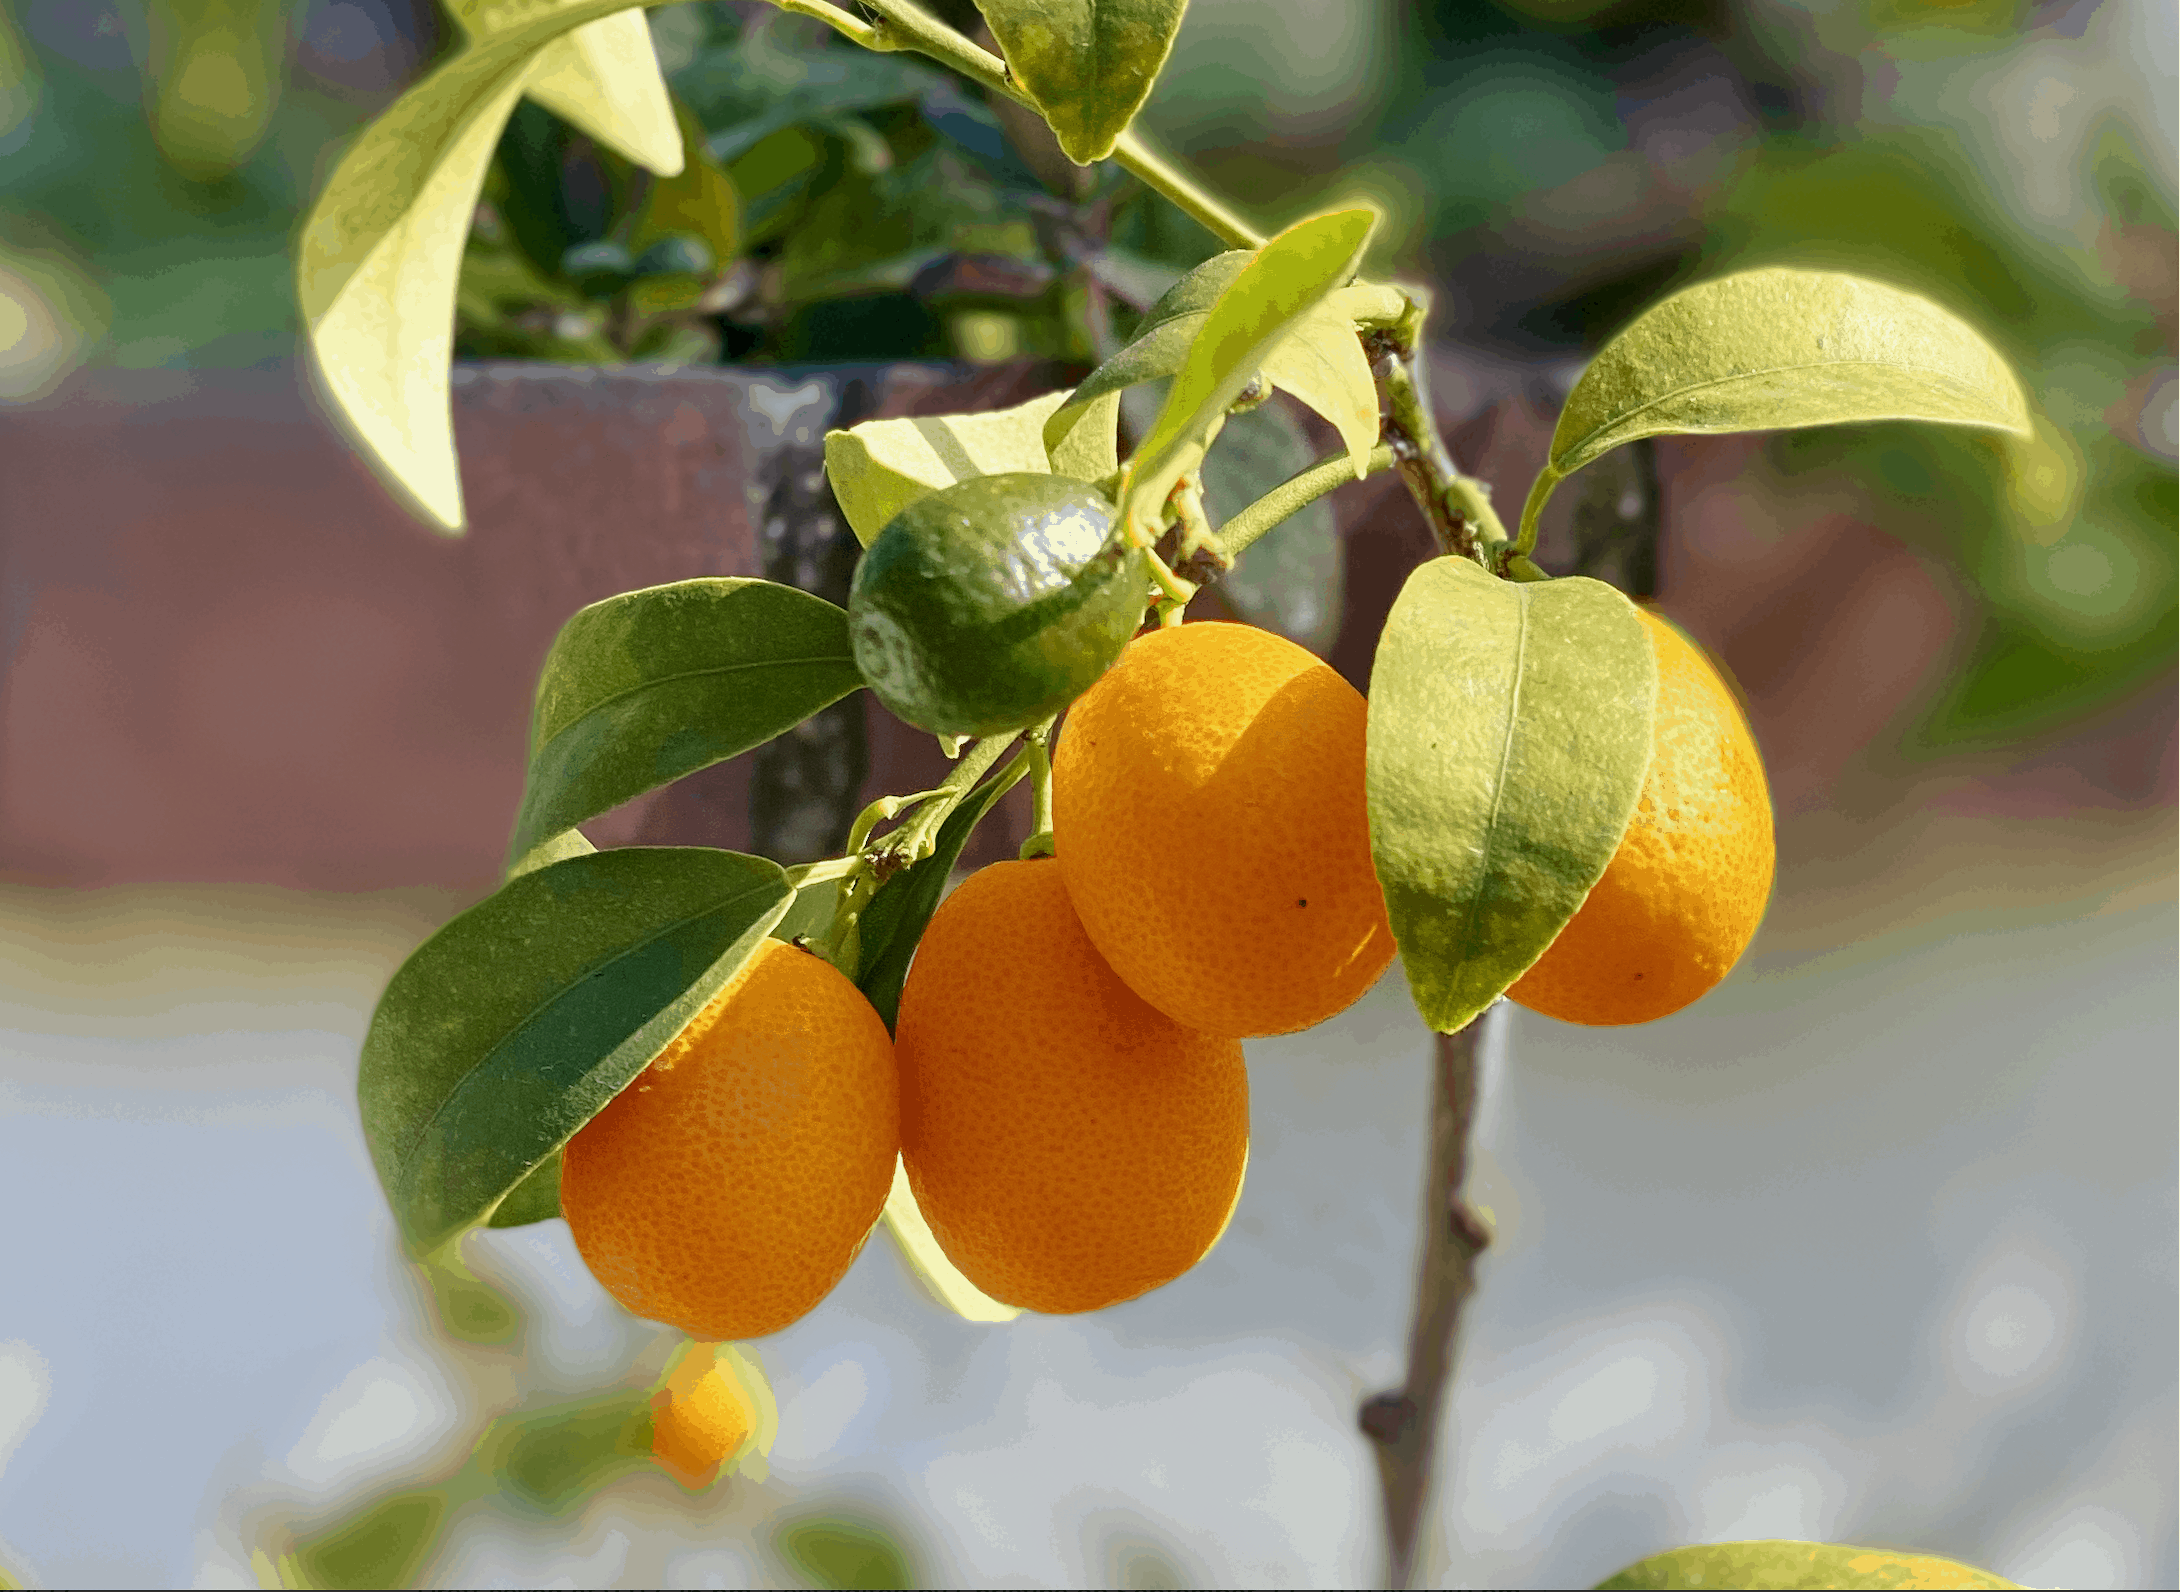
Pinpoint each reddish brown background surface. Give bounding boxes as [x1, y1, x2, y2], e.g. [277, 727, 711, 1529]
[3, 358, 2169, 894]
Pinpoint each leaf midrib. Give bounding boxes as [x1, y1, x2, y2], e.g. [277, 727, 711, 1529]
[1454, 587, 1528, 969]
[388, 884, 774, 1212]
[1559, 356, 1999, 472]
[532, 652, 855, 758]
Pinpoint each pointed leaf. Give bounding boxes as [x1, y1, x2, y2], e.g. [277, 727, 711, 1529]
[296, 0, 652, 532]
[1260, 301, 1378, 480]
[507, 579, 863, 871]
[1523, 266, 2033, 543]
[974, 0, 1188, 165]
[1367, 558, 1656, 1033]
[451, 1, 683, 176]
[1122, 209, 1376, 536]
[824, 389, 1115, 547]
[629, 98, 739, 264]
[1597, 1541, 2019, 1590]
[1044, 254, 1381, 480]
[359, 846, 791, 1254]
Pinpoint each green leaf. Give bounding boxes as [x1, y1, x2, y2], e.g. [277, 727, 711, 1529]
[854, 755, 1029, 1031]
[506, 579, 862, 872]
[1198, 401, 1344, 654]
[1122, 209, 1376, 536]
[297, 0, 657, 532]
[975, 0, 1188, 165]
[292, 1490, 446, 1591]
[358, 846, 791, 1254]
[450, 1, 683, 176]
[1366, 558, 1656, 1033]
[1596, 1541, 2020, 1590]
[629, 97, 739, 265]
[1044, 254, 1382, 482]
[484, 1149, 563, 1226]
[773, 1511, 918, 1592]
[1522, 266, 2034, 544]
[475, 1392, 653, 1514]
[824, 388, 1117, 547]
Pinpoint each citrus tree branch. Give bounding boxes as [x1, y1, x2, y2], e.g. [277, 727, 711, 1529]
[1360, 1001, 1504, 1590]
[786, 0, 1265, 250]
[1217, 444, 1396, 559]
[1363, 296, 1512, 569]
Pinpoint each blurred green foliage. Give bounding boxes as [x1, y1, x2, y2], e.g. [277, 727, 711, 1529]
[775, 1510, 921, 1590]
[2, 0, 2170, 747]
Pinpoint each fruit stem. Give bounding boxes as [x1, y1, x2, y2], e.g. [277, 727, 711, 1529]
[1365, 294, 1512, 571]
[1217, 443, 1398, 560]
[877, 731, 1020, 867]
[1359, 1001, 1504, 1590]
[1019, 722, 1056, 857]
[794, 0, 1266, 252]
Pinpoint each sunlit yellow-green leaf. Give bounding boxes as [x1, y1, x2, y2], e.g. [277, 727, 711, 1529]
[1597, 1540, 2020, 1590]
[1521, 266, 2034, 545]
[1043, 255, 1383, 482]
[296, 0, 650, 532]
[1122, 209, 1376, 537]
[824, 388, 1117, 546]
[973, 0, 1188, 165]
[1367, 557, 1655, 1033]
[449, 0, 682, 175]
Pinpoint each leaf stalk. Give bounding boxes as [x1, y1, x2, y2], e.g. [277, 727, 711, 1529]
[784, 0, 1265, 251]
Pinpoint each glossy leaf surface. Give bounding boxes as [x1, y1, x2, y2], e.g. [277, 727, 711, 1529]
[974, 0, 1188, 164]
[1524, 267, 2033, 541]
[297, 0, 651, 532]
[451, 1, 683, 175]
[507, 579, 862, 871]
[1045, 253, 1380, 482]
[1367, 558, 1655, 1033]
[1597, 1541, 2019, 1590]
[1122, 209, 1375, 535]
[825, 389, 1117, 546]
[359, 847, 790, 1254]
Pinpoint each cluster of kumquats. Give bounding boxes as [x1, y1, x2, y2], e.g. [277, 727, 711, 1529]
[550, 567, 1774, 1446]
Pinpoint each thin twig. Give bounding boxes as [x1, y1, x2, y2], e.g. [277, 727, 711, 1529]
[1360, 1001, 1504, 1589]
[791, 0, 1265, 251]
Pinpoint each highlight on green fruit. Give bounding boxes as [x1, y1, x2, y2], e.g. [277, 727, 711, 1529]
[847, 472, 1147, 736]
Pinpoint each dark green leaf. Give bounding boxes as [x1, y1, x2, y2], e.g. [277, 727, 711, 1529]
[1597, 1540, 2020, 1590]
[773, 1513, 917, 1591]
[1367, 558, 1655, 1033]
[1198, 401, 1343, 654]
[855, 759, 1030, 1031]
[976, 0, 1188, 165]
[484, 1150, 562, 1227]
[359, 847, 790, 1254]
[475, 1393, 652, 1515]
[506, 579, 861, 872]
[292, 1491, 446, 1592]
[1522, 266, 2033, 544]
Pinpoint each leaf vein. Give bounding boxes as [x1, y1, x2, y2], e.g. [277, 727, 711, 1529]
[387, 883, 776, 1213]
[1560, 357, 1998, 470]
